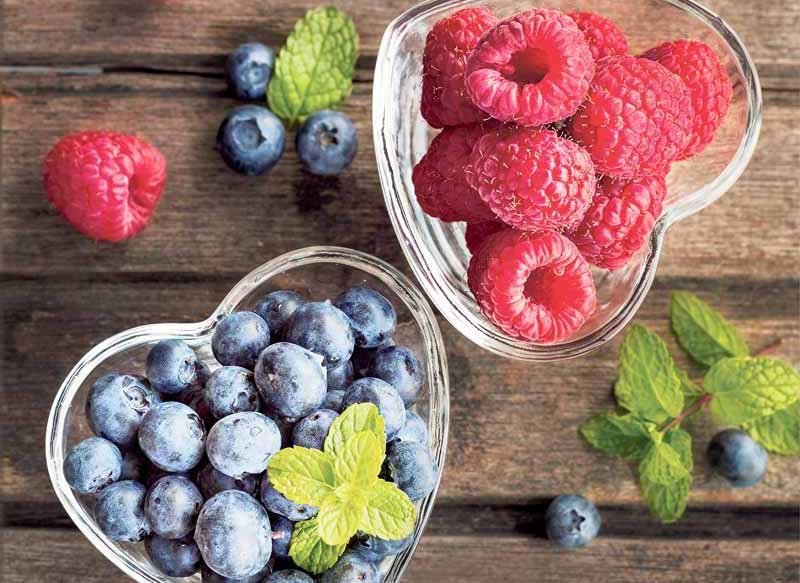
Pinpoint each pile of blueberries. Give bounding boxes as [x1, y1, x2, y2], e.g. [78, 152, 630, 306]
[63, 284, 438, 582]
[217, 42, 358, 177]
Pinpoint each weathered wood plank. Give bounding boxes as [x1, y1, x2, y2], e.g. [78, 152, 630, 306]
[1, 73, 798, 280]
[2, 528, 798, 583]
[2, 279, 797, 505]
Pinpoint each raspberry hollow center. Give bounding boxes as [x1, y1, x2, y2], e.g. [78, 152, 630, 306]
[506, 47, 550, 84]
[524, 263, 570, 313]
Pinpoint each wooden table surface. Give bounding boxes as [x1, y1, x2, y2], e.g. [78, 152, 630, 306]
[2, 1, 799, 581]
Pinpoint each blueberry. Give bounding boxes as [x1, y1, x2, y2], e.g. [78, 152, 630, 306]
[392, 409, 428, 445]
[212, 311, 271, 369]
[196, 462, 260, 499]
[146, 534, 202, 577]
[342, 378, 406, 439]
[138, 401, 206, 472]
[86, 373, 161, 448]
[292, 409, 338, 450]
[351, 338, 394, 378]
[217, 106, 285, 176]
[255, 290, 306, 337]
[120, 447, 149, 482]
[351, 532, 413, 562]
[322, 389, 346, 413]
[328, 360, 355, 392]
[145, 339, 198, 395]
[204, 366, 260, 419]
[254, 342, 327, 419]
[63, 436, 122, 494]
[385, 441, 438, 502]
[206, 412, 281, 478]
[333, 285, 396, 348]
[143, 466, 192, 489]
[545, 494, 601, 549]
[173, 361, 215, 426]
[708, 429, 768, 487]
[269, 515, 294, 560]
[226, 42, 275, 101]
[267, 569, 313, 583]
[201, 560, 274, 583]
[319, 551, 379, 583]
[284, 301, 355, 370]
[368, 346, 424, 406]
[94, 480, 151, 542]
[296, 111, 358, 176]
[145, 475, 204, 539]
[195, 490, 273, 579]
[260, 473, 318, 521]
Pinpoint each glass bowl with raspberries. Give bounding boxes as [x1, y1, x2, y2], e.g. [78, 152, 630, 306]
[46, 246, 449, 583]
[373, 0, 761, 360]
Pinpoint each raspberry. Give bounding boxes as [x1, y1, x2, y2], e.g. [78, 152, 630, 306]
[569, 175, 666, 270]
[568, 12, 629, 61]
[465, 220, 506, 255]
[467, 229, 596, 343]
[420, 7, 498, 128]
[43, 131, 167, 242]
[464, 9, 595, 126]
[569, 56, 693, 178]
[641, 40, 732, 159]
[412, 123, 495, 223]
[466, 127, 596, 231]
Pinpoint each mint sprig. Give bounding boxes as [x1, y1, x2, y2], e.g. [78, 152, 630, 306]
[580, 291, 800, 523]
[268, 403, 416, 574]
[267, 7, 359, 127]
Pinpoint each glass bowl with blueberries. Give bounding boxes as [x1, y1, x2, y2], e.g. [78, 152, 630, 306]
[373, 0, 761, 361]
[47, 246, 449, 583]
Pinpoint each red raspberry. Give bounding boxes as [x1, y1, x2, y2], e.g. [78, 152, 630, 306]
[43, 131, 167, 242]
[466, 127, 596, 231]
[467, 228, 596, 343]
[464, 9, 595, 126]
[420, 7, 498, 128]
[568, 12, 629, 61]
[412, 123, 495, 223]
[569, 175, 666, 270]
[569, 56, 693, 178]
[641, 40, 732, 159]
[464, 219, 506, 255]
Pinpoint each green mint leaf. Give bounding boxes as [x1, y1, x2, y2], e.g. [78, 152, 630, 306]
[289, 517, 347, 574]
[744, 401, 800, 455]
[325, 403, 385, 458]
[268, 446, 335, 506]
[579, 412, 655, 460]
[360, 479, 416, 541]
[334, 431, 384, 486]
[614, 325, 684, 423]
[267, 7, 359, 126]
[671, 291, 748, 368]
[316, 483, 367, 545]
[705, 357, 800, 425]
[675, 367, 704, 396]
[639, 430, 692, 524]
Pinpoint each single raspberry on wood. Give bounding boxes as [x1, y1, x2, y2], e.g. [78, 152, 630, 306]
[420, 7, 498, 128]
[43, 131, 167, 242]
[468, 228, 597, 343]
[466, 126, 596, 231]
[569, 175, 666, 270]
[568, 11, 629, 60]
[569, 56, 693, 178]
[412, 123, 496, 223]
[641, 39, 732, 160]
[464, 9, 595, 126]
[465, 220, 506, 255]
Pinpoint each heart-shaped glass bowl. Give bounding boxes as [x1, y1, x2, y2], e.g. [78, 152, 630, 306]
[46, 246, 449, 583]
[373, 0, 761, 361]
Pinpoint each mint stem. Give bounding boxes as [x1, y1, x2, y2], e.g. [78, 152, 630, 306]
[661, 393, 713, 433]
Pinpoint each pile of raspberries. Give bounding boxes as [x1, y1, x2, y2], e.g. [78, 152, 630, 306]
[413, 7, 732, 344]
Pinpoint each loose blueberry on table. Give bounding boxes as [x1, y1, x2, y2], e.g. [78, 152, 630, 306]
[64, 283, 438, 580]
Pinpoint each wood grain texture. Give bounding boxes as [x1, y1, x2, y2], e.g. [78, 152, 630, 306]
[2, 528, 799, 583]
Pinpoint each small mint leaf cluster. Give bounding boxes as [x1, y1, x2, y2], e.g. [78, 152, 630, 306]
[581, 292, 800, 523]
[268, 7, 359, 127]
[268, 403, 415, 574]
